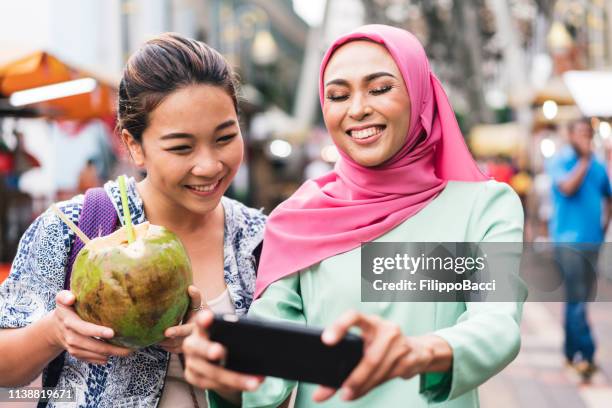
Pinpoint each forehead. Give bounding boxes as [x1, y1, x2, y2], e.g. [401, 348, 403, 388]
[323, 40, 401, 82]
[574, 122, 591, 129]
[571, 122, 592, 134]
[149, 84, 236, 131]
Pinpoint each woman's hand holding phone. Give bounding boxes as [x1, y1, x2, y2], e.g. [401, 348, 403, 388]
[313, 310, 453, 402]
[182, 310, 264, 403]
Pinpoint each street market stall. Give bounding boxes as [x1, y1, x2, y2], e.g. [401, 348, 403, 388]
[0, 51, 118, 265]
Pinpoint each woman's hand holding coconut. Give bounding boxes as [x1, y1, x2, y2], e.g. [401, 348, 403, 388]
[51, 290, 133, 365]
[157, 285, 204, 354]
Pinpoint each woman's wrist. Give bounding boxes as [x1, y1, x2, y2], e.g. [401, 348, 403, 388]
[413, 334, 453, 373]
[40, 311, 64, 352]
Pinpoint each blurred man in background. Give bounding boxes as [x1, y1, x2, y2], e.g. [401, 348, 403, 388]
[547, 117, 612, 382]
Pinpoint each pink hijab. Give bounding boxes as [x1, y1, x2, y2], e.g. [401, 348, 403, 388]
[254, 24, 487, 298]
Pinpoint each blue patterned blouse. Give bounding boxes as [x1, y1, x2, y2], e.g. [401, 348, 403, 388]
[0, 177, 266, 407]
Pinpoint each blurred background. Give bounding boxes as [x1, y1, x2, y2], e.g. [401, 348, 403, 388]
[0, 0, 611, 407]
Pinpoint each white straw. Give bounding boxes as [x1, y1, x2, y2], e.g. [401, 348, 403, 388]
[51, 204, 91, 244]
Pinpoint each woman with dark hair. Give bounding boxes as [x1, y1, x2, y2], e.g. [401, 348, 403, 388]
[0, 33, 265, 407]
[184, 25, 525, 408]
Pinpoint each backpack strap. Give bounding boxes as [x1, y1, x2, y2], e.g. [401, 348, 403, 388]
[40, 188, 118, 406]
[64, 187, 118, 289]
[253, 241, 263, 275]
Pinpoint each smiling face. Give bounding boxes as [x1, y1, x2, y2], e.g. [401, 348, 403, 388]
[123, 84, 243, 215]
[322, 40, 412, 167]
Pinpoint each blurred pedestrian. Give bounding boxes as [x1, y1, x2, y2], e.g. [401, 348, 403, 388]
[77, 158, 102, 192]
[546, 117, 612, 382]
[487, 154, 515, 185]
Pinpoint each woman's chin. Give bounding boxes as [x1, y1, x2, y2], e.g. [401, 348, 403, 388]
[343, 142, 403, 168]
[181, 188, 225, 215]
[185, 199, 221, 216]
[350, 153, 388, 168]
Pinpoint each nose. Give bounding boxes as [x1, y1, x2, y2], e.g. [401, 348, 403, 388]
[191, 149, 223, 179]
[348, 92, 371, 120]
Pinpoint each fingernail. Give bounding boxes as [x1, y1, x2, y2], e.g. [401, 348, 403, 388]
[322, 331, 335, 343]
[341, 387, 353, 400]
[167, 330, 175, 338]
[103, 329, 113, 337]
[245, 378, 259, 390]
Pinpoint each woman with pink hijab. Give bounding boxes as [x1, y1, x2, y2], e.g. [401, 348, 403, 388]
[184, 24, 525, 407]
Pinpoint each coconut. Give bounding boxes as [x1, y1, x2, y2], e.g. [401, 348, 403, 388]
[70, 222, 192, 349]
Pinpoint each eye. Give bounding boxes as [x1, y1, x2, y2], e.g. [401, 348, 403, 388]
[166, 145, 192, 153]
[326, 94, 349, 102]
[370, 85, 392, 95]
[217, 134, 237, 143]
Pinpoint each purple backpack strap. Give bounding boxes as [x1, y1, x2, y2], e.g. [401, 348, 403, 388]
[64, 187, 118, 289]
[41, 187, 118, 402]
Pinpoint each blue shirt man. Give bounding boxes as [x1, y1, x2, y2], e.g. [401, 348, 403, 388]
[545, 118, 611, 381]
[547, 145, 611, 242]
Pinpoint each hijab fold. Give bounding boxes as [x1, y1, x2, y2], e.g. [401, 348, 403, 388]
[255, 25, 487, 298]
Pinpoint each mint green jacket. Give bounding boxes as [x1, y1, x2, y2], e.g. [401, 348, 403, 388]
[242, 180, 526, 408]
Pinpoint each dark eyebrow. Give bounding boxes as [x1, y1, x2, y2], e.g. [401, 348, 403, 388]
[159, 119, 237, 140]
[325, 78, 350, 87]
[364, 71, 396, 82]
[160, 132, 193, 141]
[214, 119, 238, 132]
[325, 71, 396, 87]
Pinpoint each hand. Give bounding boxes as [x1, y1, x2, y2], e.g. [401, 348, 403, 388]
[51, 290, 133, 365]
[574, 137, 592, 157]
[182, 310, 264, 400]
[313, 311, 446, 402]
[158, 285, 203, 354]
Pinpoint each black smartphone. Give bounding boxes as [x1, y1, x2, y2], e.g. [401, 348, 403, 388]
[208, 314, 364, 388]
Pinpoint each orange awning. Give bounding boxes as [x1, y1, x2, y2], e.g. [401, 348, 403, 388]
[0, 263, 10, 284]
[0, 51, 116, 120]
